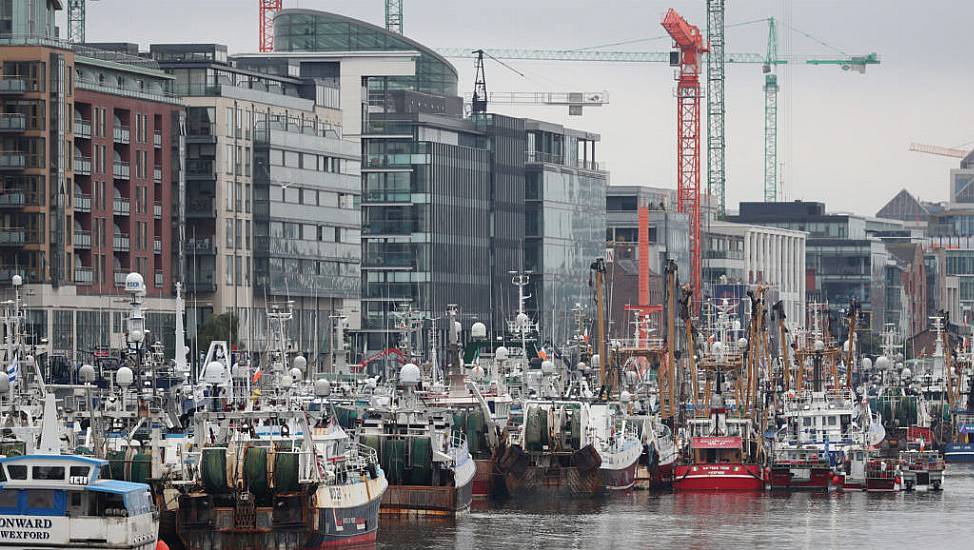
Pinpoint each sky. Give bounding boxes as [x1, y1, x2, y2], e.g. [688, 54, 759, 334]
[67, 0, 974, 216]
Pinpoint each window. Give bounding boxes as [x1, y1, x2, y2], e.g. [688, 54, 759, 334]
[235, 256, 242, 286]
[225, 219, 233, 248]
[7, 466, 26, 480]
[225, 255, 233, 285]
[26, 490, 55, 510]
[225, 144, 234, 174]
[226, 107, 234, 137]
[32, 466, 65, 480]
[0, 490, 18, 509]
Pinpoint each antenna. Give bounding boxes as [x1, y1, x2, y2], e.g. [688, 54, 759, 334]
[472, 49, 488, 114]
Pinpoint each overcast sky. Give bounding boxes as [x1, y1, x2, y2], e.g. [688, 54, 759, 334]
[69, 0, 974, 215]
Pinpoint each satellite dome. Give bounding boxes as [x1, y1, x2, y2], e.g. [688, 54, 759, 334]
[861, 357, 873, 371]
[11, 274, 22, 287]
[23, 355, 34, 367]
[471, 322, 487, 339]
[314, 378, 332, 397]
[128, 329, 144, 344]
[901, 367, 912, 379]
[875, 356, 891, 371]
[202, 361, 226, 384]
[124, 272, 146, 296]
[541, 360, 555, 375]
[494, 346, 510, 361]
[399, 363, 421, 386]
[814, 339, 825, 352]
[515, 312, 530, 328]
[738, 338, 749, 351]
[116, 366, 134, 388]
[289, 367, 303, 381]
[79, 364, 96, 383]
[293, 355, 307, 373]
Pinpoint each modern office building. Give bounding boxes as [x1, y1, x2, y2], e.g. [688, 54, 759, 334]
[148, 43, 361, 354]
[524, 120, 607, 346]
[727, 201, 888, 332]
[0, 2, 183, 359]
[705, 221, 806, 327]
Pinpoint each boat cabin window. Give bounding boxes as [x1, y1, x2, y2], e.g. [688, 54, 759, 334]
[7, 465, 27, 480]
[96, 492, 127, 517]
[827, 416, 837, 426]
[803, 417, 812, 427]
[33, 466, 65, 480]
[27, 489, 55, 509]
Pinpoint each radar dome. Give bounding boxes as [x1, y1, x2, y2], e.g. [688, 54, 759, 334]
[116, 366, 134, 388]
[541, 360, 555, 375]
[293, 355, 307, 373]
[515, 312, 530, 329]
[289, 367, 303, 381]
[128, 329, 144, 344]
[11, 274, 22, 287]
[737, 338, 749, 351]
[471, 322, 487, 339]
[875, 356, 891, 371]
[23, 355, 34, 367]
[202, 361, 226, 384]
[79, 364, 96, 383]
[399, 363, 421, 386]
[494, 346, 510, 361]
[124, 272, 146, 296]
[814, 339, 826, 352]
[901, 367, 912, 379]
[470, 365, 485, 381]
[314, 378, 332, 397]
[861, 357, 873, 371]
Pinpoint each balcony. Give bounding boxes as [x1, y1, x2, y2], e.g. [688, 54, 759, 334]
[153, 237, 162, 254]
[0, 113, 25, 132]
[0, 228, 25, 246]
[153, 201, 162, 219]
[154, 270, 163, 288]
[186, 239, 217, 255]
[74, 229, 91, 249]
[153, 166, 162, 184]
[113, 161, 130, 180]
[74, 156, 92, 176]
[74, 266, 93, 285]
[74, 118, 92, 139]
[0, 192, 25, 208]
[113, 125, 130, 144]
[0, 152, 26, 170]
[153, 131, 162, 148]
[74, 193, 91, 213]
[0, 77, 26, 94]
[186, 198, 216, 218]
[114, 271, 128, 287]
[186, 159, 215, 180]
[113, 197, 130, 216]
[113, 233, 130, 252]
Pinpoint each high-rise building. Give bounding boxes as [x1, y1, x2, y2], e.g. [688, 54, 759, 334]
[0, 3, 182, 359]
[149, 44, 360, 355]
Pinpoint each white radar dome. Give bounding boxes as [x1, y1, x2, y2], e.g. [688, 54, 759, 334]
[399, 363, 421, 386]
[202, 361, 226, 384]
[124, 272, 146, 296]
[861, 357, 873, 371]
[494, 346, 510, 362]
[79, 364, 96, 383]
[875, 356, 891, 371]
[116, 366, 134, 388]
[471, 322, 487, 339]
[292, 355, 307, 373]
[541, 360, 555, 375]
[315, 378, 332, 397]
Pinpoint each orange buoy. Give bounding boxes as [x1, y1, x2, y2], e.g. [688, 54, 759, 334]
[156, 541, 170, 550]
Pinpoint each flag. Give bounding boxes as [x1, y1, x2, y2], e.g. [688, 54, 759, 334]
[7, 352, 18, 384]
[251, 366, 262, 384]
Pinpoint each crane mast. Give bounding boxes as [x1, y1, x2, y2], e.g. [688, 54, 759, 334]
[258, 0, 282, 53]
[385, 0, 403, 34]
[706, 0, 726, 217]
[662, 8, 705, 312]
[764, 18, 780, 201]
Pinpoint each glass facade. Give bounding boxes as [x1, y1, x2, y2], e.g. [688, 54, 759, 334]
[273, 10, 458, 96]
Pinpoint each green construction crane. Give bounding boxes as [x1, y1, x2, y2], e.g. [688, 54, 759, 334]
[437, 45, 879, 206]
[385, 0, 403, 34]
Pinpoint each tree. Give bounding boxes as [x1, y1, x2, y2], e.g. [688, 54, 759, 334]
[195, 313, 238, 361]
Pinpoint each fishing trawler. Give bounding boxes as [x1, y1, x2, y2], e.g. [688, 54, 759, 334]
[899, 447, 945, 491]
[171, 302, 388, 548]
[0, 394, 158, 550]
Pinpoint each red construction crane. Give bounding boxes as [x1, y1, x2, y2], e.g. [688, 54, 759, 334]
[662, 8, 706, 311]
[259, 0, 282, 53]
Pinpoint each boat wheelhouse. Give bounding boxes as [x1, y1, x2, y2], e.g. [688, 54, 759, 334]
[0, 454, 158, 550]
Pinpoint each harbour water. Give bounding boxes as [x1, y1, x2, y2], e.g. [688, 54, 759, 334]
[376, 465, 974, 549]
